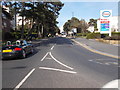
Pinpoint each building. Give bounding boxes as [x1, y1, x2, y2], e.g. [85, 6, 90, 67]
[2, 5, 13, 32]
[87, 26, 94, 32]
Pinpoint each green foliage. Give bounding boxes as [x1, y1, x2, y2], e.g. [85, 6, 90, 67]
[112, 32, 120, 36]
[2, 1, 64, 40]
[77, 33, 89, 37]
[88, 18, 97, 28]
[86, 33, 101, 39]
[63, 17, 88, 33]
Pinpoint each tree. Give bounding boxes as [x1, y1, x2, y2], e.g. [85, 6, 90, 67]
[78, 19, 88, 33]
[2, 1, 64, 40]
[63, 20, 71, 34]
[88, 18, 97, 29]
[22, 2, 64, 39]
[63, 17, 88, 34]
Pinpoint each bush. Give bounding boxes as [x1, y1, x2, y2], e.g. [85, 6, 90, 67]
[112, 32, 120, 36]
[77, 33, 89, 37]
[104, 35, 120, 40]
[86, 33, 101, 39]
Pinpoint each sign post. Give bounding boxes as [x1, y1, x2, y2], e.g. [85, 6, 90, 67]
[100, 10, 112, 37]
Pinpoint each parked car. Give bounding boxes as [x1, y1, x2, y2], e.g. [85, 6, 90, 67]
[2, 40, 33, 59]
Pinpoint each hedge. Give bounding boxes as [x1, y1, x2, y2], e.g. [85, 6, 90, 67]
[86, 33, 101, 39]
[77, 33, 89, 37]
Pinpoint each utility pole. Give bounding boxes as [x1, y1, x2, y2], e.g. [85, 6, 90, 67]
[72, 12, 74, 17]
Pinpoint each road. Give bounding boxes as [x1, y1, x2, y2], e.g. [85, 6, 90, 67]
[2, 37, 119, 89]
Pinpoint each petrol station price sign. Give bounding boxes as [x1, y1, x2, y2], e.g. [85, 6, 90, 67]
[100, 19, 110, 32]
[100, 10, 112, 35]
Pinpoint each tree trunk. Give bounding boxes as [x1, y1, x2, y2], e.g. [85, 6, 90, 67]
[21, 2, 25, 39]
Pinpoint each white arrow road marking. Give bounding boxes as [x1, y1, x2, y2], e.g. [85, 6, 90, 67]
[49, 52, 73, 70]
[41, 52, 49, 61]
[51, 45, 55, 50]
[14, 68, 35, 90]
[39, 67, 77, 74]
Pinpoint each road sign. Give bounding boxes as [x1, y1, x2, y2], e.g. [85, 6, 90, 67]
[100, 10, 112, 36]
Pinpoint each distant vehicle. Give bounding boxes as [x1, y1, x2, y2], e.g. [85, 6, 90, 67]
[61, 32, 67, 37]
[2, 40, 34, 59]
[62, 34, 67, 37]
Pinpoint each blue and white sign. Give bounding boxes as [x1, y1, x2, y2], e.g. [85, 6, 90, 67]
[100, 10, 112, 19]
[102, 11, 111, 18]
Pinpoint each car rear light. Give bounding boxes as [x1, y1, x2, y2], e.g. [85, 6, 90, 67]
[14, 48, 22, 51]
[7, 45, 13, 46]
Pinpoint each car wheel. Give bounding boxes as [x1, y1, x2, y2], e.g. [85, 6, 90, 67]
[21, 50, 26, 59]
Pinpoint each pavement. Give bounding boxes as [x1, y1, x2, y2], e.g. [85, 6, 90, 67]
[71, 37, 119, 59]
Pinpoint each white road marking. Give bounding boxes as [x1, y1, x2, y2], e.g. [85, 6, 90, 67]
[49, 52, 73, 70]
[14, 68, 35, 90]
[111, 62, 118, 65]
[104, 63, 110, 65]
[41, 52, 49, 61]
[95, 62, 103, 65]
[51, 45, 55, 50]
[46, 58, 52, 60]
[88, 60, 93, 62]
[39, 67, 77, 74]
[88, 59, 119, 66]
[89, 60, 105, 65]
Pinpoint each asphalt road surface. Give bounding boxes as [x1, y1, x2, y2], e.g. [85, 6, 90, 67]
[2, 37, 119, 89]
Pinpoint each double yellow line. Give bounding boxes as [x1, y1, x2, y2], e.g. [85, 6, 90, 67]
[72, 39, 120, 59]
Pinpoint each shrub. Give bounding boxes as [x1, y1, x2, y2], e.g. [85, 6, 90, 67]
[112, 32, 120, 36]
[77, 33, 89, 37]
[86, 33, 101, 39]
[104, 35, 120, 40]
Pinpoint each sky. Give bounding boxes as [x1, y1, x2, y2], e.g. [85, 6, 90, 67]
[57, 2, 118, 28]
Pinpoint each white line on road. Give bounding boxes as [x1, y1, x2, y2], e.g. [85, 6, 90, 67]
[41, 52, 49, 61]
[104, 63, 110, 65]
[46, 57, 52, 59]
[39, 67, 77, 74]
[88, 60, 104, 65]
[14, 68, 35, 90]
[49, 52, 73, 70]
[51, 45, 55, 50]
[88, 60, 93, 62]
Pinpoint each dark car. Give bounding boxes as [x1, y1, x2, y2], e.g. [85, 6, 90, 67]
[2, 40, 33, 59]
